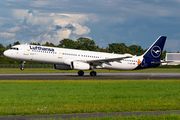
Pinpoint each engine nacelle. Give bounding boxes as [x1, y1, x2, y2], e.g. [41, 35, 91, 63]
[71, 61, 90, 70]
[53, 64, 72, 70]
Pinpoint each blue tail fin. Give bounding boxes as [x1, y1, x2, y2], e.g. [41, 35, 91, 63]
[143, 36, 166, 60]
[134, 36, 167, 70]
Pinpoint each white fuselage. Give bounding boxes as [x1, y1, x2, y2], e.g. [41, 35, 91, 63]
[4, 45, 143, 71]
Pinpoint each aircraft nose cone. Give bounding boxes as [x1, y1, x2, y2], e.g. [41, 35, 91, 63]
[3, 50, 10, 57]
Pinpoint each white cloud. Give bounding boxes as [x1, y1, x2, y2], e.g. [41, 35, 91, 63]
[6, 38, 18, 44]
[8, 26, 21, 32]
[165, 39, 180, 52]
[1, 0, 180, 49]
[52, 13, 91, 25]
[72, 23, 90, 35]
[3, 9, 96, 45]
[39, 29, 72, 45]
[0, 17, 13, 27]
[12, 9, 29, 19]
[42, 29, 72, 44]
[0, 32, 16, 38]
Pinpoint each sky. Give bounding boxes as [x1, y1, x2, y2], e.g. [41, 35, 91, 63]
[0, 0, 180, 52]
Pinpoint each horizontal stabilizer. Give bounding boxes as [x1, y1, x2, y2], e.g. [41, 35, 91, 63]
[151, 61, 173, 64]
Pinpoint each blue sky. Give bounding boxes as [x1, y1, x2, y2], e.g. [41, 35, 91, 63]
[0, 0, 180, 52]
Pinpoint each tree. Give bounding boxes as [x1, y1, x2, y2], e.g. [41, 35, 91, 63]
[0, 44, 5, 55]
[42, 42, 55, 47]
[96, 46, 105, 52]
[108, 43, 128, 54]
[76, 37, 97, 51]
[58, 38, 76, 49]
[128, 45, 144, 56]
[161, 50, 167, 60]
[30, 42, 41, 45]
[13, 41, 20, 46]
[6, 44, 12, 50]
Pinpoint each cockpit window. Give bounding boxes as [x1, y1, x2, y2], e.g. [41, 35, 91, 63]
[10, 47, 19, 50]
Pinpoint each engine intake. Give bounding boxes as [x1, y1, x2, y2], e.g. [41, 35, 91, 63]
[71, 61, 90, 70]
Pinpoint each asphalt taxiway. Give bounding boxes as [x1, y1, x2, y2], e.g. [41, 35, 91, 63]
[0, 73, 180, 80]
[1, 110, 180, 120]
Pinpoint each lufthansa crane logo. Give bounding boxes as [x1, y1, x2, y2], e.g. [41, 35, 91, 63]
[151, 46, 161, 58]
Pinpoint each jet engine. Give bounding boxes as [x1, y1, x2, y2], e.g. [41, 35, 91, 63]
[71, 61, 91, 70]
[53, 64, 72, 70]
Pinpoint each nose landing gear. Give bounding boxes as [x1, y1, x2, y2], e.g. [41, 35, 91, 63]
[20, 61, 26, 70]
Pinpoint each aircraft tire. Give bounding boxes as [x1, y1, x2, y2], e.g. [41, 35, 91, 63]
[78, 70, 84, 76]
[90, 71, 97, 76]
[20, 66, 24, 70]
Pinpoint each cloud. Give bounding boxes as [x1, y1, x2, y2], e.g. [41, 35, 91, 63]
[8, 26, 21, 33]
[0, 32, 16, 38]
[40, 29, 72, 45]
[56, 24, 75, 31]
[1, 0, 180, 51]
[165, 39, 180, 52]
[72, 23, 90, 35]
[1, 9, 95, 45]
[12, 9, 29, 19]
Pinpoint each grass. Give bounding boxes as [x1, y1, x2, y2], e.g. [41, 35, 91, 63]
[0, 68, 180, 73]
[0, 80, 179, 116]
[35, 114, 180, 120]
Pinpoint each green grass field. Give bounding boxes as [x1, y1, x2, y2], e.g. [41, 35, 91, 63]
[0, 68, 180, 73]
[0, 80, 179, 116]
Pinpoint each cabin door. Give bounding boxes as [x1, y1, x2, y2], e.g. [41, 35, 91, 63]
[24, 45, 29, 55]
[58, 50, 63, 59]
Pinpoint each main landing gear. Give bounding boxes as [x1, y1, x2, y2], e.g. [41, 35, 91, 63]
[90, 71, 97, 76]
[78, 70, 84, 76]
[78, 70, 97, 76]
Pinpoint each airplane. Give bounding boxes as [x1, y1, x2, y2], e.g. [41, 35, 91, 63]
[3, 36, 168, 76]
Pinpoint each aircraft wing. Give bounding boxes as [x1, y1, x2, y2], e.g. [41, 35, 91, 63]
[79, 56, 132, 66]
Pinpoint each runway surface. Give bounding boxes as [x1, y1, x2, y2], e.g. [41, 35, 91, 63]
[0, 110, 180, 120]
[0, 73, 180, 80]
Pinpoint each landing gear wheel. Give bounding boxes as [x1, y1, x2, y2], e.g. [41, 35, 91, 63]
[20, 65, 24, 70]
[90, 71, 97, 76]
[78, 70, 84, 76]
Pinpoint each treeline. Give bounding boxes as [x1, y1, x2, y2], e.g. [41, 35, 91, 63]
[0, 37, 167, 64]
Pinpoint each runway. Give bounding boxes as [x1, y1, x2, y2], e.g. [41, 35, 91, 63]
[1, 110, 180, 120]
[0, 73, 180, 80]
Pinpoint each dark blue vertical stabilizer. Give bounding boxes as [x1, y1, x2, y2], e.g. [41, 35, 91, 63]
[134, 36, 167, 70]
[143, 36, 166, 60]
